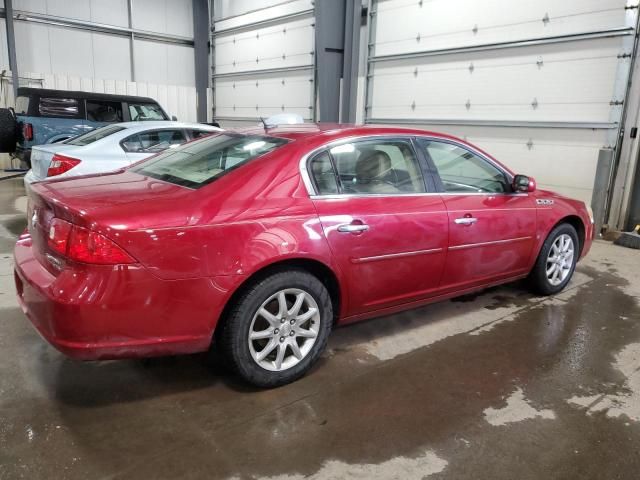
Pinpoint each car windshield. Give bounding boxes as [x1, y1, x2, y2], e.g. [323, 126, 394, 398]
[131, 133, 288, 189]
[66, 125, 126, 146]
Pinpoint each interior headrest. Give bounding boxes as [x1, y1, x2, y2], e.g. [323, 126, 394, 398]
[355, 150, 392, 183]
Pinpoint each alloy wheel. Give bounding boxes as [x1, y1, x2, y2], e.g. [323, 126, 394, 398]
[248, 288, 321, 371]
[546, 234, 574, 286]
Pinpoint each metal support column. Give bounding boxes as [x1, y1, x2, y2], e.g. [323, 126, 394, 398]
[5, 0, 19, 97]
[193, 0, 210, 122]
[127, 0, 136, 81]
[340, 0, 361, 123]
[314, 0, 346, 122]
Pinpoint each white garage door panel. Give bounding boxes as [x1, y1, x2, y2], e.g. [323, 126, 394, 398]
[215, 71, 313, 120]
[214, 17, 314, 75]
[213, 2, 316, 122]
[375, 0, 630, 57]
[369, 37, 624, 122]
[215, 0, 313, 25]
[415, 123, 605, 203]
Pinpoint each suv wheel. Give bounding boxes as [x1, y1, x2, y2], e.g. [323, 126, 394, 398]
[219, 269, 333, 388]
[529, 223, 579, 295]
[0, 108, 17, 153]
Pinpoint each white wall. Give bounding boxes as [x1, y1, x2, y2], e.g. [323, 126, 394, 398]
[365, 0, 637, 204]
[213, 0, 288, 20]
[212, 0, 315, 122]
[5, 0, 195, 87]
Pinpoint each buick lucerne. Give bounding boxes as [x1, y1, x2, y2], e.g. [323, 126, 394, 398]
[14, 125, 594, 387]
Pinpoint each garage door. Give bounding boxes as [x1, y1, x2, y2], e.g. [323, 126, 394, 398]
[365, 0, 638, 203]
[212, 0, 316, 126]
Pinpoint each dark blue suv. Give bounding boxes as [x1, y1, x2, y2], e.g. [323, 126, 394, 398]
[0, 87, 170, 168]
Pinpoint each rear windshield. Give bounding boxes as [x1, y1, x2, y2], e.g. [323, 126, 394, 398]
[131, 134, 288, 188]
[65, 125, 126, 146]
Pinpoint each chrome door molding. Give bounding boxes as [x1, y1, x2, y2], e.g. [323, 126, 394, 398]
[351, 247, 444, 264]
[448, 236, 533, 251]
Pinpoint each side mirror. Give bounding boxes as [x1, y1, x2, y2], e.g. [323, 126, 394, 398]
[171, 115, 178, 121]
[513, 174, 536, 193]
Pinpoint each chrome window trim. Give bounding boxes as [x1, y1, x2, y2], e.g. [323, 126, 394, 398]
[299, 134, 515, 198]
[309, 192, 528, 200]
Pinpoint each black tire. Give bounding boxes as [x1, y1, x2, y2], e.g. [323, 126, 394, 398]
[0, 108, 17, 153]
[529, 223, 579, 295]
[218, 269, 333, 388]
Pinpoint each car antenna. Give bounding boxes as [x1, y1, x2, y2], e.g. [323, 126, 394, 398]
[259, 116, 269, 131]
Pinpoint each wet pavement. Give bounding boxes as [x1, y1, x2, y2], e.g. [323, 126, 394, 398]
[1, 176, 640, 479]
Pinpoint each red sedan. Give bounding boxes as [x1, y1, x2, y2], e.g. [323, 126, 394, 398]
[14, 124, 594, 387]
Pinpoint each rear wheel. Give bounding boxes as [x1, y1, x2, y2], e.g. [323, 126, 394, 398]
[529, 223, 579, 295]
[219, 269, 333, 388]
[0, 108, 17, 153]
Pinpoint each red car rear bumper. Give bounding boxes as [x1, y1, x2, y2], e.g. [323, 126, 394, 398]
[14, 238, 240, 360]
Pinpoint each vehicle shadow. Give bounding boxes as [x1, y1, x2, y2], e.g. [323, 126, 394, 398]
[48, 279, 538, 409]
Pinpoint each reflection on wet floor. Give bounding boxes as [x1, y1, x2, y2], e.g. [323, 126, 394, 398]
[0, 176, 639, 479]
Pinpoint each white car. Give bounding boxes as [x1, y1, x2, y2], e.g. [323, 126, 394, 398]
[24, 121, 222, 186]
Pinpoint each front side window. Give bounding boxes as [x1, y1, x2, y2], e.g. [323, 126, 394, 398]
[309, 139, 426, 195]
[39, 97, 79, 117]
[65, 125, 126, 146]
[421, 140, 509, 193]
[86, 100, 123, 123]
[132, 134, 288, 188]
[122, 130, 186, 153]
[128, 103, 167, 121]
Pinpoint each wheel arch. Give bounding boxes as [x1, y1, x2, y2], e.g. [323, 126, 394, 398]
[213, 257, 343, 340]
[553, 215, 586, 256]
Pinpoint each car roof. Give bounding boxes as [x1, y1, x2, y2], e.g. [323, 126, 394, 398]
[17, 87, 160, 104]
[113, 121, 222, 132]
[230, 123, 504, 171]
[232, 123, 464, 143]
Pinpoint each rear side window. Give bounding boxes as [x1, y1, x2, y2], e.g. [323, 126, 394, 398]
[39, 97, 79, 117]
[15, 96, 30, 115]
[132, 134, 288, 188]
[66, 125, 126, 146]
[122, 129, 186, 153]
[86, 100, 123, 123]
[128, 103, 167, 121]
[309, 139, 426, 195]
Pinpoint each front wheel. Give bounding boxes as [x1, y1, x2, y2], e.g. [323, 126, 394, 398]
[529, 223, 579, 295]
[218, 269, 333, 388]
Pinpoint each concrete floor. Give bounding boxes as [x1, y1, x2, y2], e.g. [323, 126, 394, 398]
[1, 176, 640, 480]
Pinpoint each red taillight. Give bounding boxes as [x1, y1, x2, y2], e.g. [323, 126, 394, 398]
[47, 218, 72, 254]
[47, 218, 135, 265]
[47, 154, 81, 177]
[23, 123, 33, 141]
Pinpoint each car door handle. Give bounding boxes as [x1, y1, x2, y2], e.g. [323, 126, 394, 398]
[337, 223, 369, 234]
[454, 217, 478, 226]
